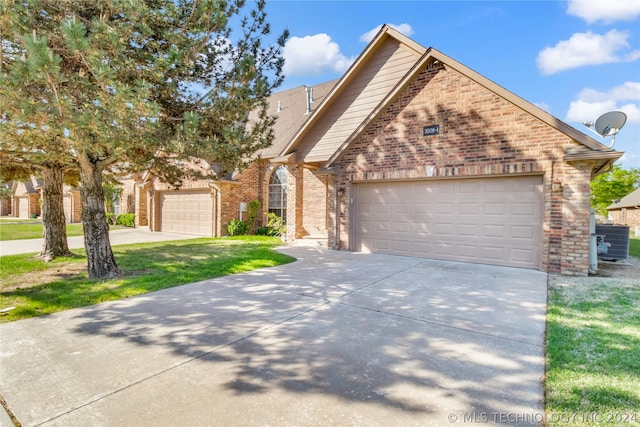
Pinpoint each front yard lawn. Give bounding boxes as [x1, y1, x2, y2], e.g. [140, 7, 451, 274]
[0, 221, 86, 241]
[0, 236, 294, 323]
[545, 237, 640, 426]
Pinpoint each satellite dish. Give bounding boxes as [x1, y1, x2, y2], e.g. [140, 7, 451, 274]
[583, 111, 627, 148]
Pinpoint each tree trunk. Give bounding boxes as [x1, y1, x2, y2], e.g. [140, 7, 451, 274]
[39, 165, 73, 261]
[79, 154, 120, 279]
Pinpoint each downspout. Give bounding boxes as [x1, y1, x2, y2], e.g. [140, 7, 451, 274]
[589, 208, 597, 274]
[335, 186, 340, 249]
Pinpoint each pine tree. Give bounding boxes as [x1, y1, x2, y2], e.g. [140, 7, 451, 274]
[1, 0, 286, 278]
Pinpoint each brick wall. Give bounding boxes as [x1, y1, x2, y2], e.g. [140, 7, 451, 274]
[135, 184, 148, 227]
[328, 63, 594, 275]
[1, 197, 11, 216]
[302, 168, 328, 236]
[118, 179, 137, 214]
[220, 161, 264, 235]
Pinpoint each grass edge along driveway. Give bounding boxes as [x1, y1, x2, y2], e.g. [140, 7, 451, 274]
[0, 236, 294, 323]
[545, 238, 640, 427]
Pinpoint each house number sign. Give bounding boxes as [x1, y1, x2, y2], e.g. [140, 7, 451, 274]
[423, 124, 440, 136]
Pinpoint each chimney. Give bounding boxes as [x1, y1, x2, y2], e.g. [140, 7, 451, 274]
[305, 85, 312, 115]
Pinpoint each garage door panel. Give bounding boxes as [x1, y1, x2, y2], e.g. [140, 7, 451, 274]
[394, 203, 409, 214]
[457, 244, 481, 258]
[481, 246, 505, 261]
[354, 176, 542, 269]
[374, 239, 390, 251]
[459, 203, 480, 215]
[431, 242, 456, 255]
[512, 202, 536, 215]
[484, 224, 506, 238]
[485, 180, 509, 192]
[434, 202, 455, 214]
[393, 222, 410, 233]
[433, 223, 455, 235]
[512, 225, 535, 239]
[459, 181, 481, 193]
[511, 248, 535, 264]
[484, 202, 506, 215]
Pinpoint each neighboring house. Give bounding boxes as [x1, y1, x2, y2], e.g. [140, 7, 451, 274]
[1, 182, 12, 216]
[607, 188, 640, 229]
[138, 79, 338, 236]
[11, 177, 82, 223]
[0, 197, 10, 216]
[63, 186, 82, 224]
[8, 178, 132, 224]
[12, 176, 42, 219]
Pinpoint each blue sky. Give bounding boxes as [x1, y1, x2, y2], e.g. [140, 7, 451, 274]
[262, 0, 640, 168]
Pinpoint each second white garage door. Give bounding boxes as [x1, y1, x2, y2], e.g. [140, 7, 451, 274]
[353, 175, 543, 269]
[16, 197, 29, 219]
[159, 190, 214, 236]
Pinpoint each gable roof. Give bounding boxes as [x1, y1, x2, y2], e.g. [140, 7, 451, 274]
[274, 24, 622, 175]
[12, 176, 42, 194]
[279, 25, 427, 163]
[324, 46, 623, 172]
[257, 80, 338, 159]
[608, 188, 640, 210]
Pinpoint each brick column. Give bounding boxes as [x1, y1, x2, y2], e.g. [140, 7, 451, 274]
[561, 160, 595, 276]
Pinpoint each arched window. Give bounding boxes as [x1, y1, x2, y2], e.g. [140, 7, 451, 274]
[268, 166, 287, 220]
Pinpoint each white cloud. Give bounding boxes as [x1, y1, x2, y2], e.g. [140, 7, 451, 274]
[533, 102, 551, 113]
[360, 23, 414, 44]
[283, 33, 355, 77]
[579, 82, 640, 102]
[536, 30, 640, 75]
[565, 82, 640, 124]
[567, 0, 640, 24]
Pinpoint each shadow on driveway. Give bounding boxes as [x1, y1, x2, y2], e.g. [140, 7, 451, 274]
[0, 247, 547, 426]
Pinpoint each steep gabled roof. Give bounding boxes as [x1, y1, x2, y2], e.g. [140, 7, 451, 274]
[278, 24, 427, 163]
[323, 47, 623, 173]
[608, 188, 640, 210]
[269, 24, 622, 175]
[258, 80, 338, 159]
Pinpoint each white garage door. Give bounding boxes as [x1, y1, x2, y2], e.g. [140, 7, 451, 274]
[16, 197, 29, 219]
[354, 176, 543, 269]
[63, 195, 72, 223]
[160, 190, 213, 236]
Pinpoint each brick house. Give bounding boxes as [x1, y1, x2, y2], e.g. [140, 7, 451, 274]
[138, 79, 337, 236]
[607, 188, 640, 230]
[141, 25, 622, 276]
[10, 178, 82, 223]
[11, 177, 42, 219]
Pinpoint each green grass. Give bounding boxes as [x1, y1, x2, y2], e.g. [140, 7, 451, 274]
[0, 221, 85, 240]
[0, 217, 39, 222]
[630, 236, 639, 258]
[0, 236, 294, 323]
[545, 238, 640, 426]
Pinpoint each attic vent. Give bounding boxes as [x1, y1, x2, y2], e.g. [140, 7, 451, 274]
[426, 59, 443, 71]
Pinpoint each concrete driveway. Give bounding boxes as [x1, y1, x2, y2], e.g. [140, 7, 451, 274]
[0, 246, 547, 426]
